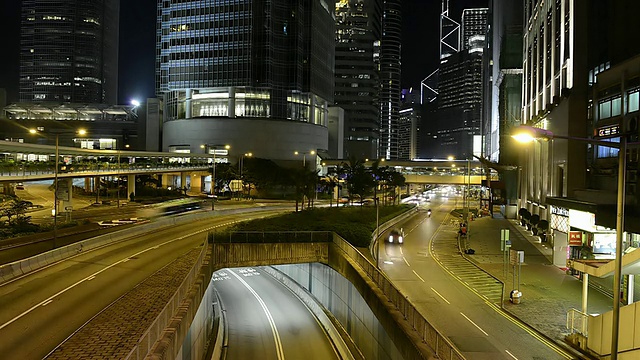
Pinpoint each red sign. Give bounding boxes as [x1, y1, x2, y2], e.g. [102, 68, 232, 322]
[569, 231, 583, 246]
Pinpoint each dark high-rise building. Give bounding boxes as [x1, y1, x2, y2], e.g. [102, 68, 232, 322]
[460, 8, 488, 50]
[379, 0, 401, 160]
[431, 35, 484, 159]
[335, 0, 382, 160]
[482, 0, 522, 166]
[19, 0, 120, 104]
[157, 0, 335, 161]
[399, 88, 420, 160]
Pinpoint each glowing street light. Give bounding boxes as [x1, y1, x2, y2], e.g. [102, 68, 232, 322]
[294, 150, 315, 167]
[29, 128, 87, 247]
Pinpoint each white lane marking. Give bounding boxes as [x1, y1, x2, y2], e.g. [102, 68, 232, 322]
[505, 349, 518, 359]
[86, 276, 96, 281]
[460, 312, 489, 336]
[400, 247, 404, 255]
[0, 223, 223, 331]
[412, 270, 425, 282]
[41, 300, 53, 307]
[403, 257, 411, 267]
[383, 261, 394, 265]
[430, 287, 450, 304]
[228, 269, 285, 360]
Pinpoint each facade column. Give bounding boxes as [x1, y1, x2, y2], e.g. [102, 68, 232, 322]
[180, 172, 188, 192]
[127, 174, 136, 199]
[582, 273, 589, 314]
[228, 87, 236, 117]
[190, 174, 203, 194]
[160, 174, 172, 189]
[185, 88, 193, 118]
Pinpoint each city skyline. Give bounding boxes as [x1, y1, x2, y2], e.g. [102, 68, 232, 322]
[0, 0, 487, 105]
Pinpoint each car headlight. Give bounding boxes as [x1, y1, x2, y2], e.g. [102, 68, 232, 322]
[388, 236, 393, 243]
[399, 236, 403, 243]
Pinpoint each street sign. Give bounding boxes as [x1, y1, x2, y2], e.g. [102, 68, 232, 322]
[500, 229, 510, 251]
[229, 180, 243, 191]
[510, 249, 524, 265]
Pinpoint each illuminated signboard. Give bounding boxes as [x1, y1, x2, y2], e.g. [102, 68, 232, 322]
[569, 231, 583, 246]
[551, 205, 569, 217]
[596, 125, 619, 137]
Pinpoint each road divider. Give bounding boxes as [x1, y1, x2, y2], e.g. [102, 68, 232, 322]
[0, 206, 282, 285]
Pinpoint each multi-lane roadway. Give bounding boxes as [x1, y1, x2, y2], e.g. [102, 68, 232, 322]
[0, 208, 290, 359]
[213, 267, 342, 360]
[378, 194, 574, 359]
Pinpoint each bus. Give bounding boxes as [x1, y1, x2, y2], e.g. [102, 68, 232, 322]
[138, 198, 203, 218]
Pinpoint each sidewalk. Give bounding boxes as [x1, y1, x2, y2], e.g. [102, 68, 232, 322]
[465, 214, 613, 344]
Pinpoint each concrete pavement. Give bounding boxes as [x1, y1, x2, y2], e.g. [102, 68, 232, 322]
[464, 213, 613, 349]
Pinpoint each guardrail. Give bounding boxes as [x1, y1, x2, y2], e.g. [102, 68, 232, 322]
[333, 234, 465, 360]
[0, 163, 212, 179]
[125, 239, 209, 360]
[0, 205, 281, 284]
[567, 308, 589, 336]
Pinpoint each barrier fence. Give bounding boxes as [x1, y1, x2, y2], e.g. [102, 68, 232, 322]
[124, 239, 209, 360]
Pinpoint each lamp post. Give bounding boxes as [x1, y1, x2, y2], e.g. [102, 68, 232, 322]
[239, 152, 252, 199]
[294, 150, 316, 168]
[513, 125, 637, 359]
[29, 128, 87, 247]
[202, 144, 230, 210]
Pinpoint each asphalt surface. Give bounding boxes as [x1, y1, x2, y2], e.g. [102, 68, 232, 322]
[0, 209, 289, 359]
[214, 267, 340, 360]
[379, 195, 576, 359]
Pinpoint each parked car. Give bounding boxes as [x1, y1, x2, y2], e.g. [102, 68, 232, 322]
[15, 183, 24, 190]
[388, 228, 404, 243]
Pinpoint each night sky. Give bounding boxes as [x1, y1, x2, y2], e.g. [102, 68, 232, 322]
[0, 0, 487, 105]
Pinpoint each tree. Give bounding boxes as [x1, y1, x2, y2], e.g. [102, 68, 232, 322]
[386, 169, 406, 205]
[0, 199, 32, 226]
[341, 156, 374, 204]
[537, 219, 549, 242]
[530, 214, 540, 235]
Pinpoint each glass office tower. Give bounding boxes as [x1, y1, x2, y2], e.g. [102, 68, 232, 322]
[157, 0, 335, 161]
[19, 0, 120, 104]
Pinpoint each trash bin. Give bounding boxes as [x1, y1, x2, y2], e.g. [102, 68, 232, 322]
[510, 290, 522, 304]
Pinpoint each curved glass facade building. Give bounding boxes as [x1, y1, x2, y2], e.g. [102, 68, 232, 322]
[157, 0, 335, 160]
[19, 0, 120, 104]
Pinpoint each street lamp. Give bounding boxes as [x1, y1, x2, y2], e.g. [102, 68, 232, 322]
[30, 128, 87, 247]
[294, 150, 316, 168]
[513, 125, 637, 359]
[202, 144, 230, 210]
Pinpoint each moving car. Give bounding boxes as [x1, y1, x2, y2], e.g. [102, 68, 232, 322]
[388, 228, 404, 243]
[15, 183, 24, 190]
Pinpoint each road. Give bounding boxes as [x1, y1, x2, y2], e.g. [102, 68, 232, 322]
[0, 209, 289, 360]
[378, 194, 574, 360]
[214, 267, 341, 360]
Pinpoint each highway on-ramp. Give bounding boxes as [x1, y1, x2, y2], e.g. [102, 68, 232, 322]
[378, 194, 575, 360]
[0, 208, 289, 360]
[213, 267, 341, 360]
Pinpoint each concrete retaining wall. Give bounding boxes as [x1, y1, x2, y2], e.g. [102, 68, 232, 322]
[270, 263, 393, 359]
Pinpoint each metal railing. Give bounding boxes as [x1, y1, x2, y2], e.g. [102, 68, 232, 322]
[333, 234, 465, 360]
[124, 239, 209, 360]
[0, 161, 212, 178]
[567, 308, 589, 336]
[210, 231, 333, 244]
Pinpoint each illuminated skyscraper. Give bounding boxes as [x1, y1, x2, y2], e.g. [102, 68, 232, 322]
[157, 0, 335, 161]
[19, 0, 120, 104]
[335, 0, 382, 159]
[379, 0, 402, 160]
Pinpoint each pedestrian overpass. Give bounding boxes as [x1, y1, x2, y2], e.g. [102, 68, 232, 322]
[321, 159, 491, 185]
